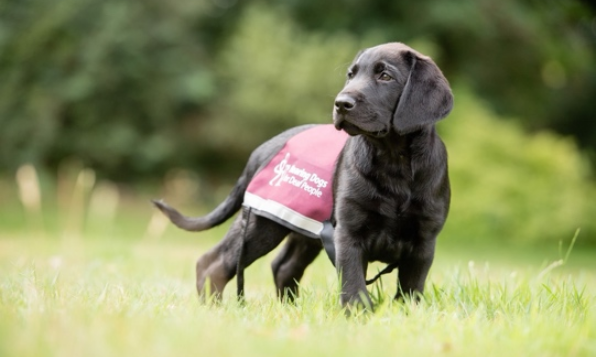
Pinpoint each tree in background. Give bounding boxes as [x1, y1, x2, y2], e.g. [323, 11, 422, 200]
[0, 0, 217, 180]
[1, 0, 594, 177]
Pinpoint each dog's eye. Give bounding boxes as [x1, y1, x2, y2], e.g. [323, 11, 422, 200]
[379, 73, 393, 81]
[347, 71, 355, 80]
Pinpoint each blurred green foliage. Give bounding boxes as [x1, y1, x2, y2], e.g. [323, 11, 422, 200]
[1, 1, 595, 244]
[196, 6, 363, 160]
[441, 89, 596, 244]
[0, 0, 217, 180]
[1, 0, 595, 177]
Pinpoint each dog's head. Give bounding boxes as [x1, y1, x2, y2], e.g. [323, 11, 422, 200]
[333, 42, 453, 137]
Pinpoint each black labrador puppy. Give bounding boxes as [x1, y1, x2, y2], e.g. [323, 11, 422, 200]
[154, 42, 453, 307]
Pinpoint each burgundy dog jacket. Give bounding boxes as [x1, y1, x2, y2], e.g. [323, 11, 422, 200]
[244, 125, 349, 238]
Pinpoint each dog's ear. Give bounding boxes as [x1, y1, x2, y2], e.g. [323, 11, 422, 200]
[393, 52, 453, 135]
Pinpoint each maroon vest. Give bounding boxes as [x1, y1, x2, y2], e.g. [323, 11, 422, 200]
[244, 125, 349, 238]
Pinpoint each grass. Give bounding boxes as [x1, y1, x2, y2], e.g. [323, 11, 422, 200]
[1, 166, 595, 356]
[2, 230, 595, 357]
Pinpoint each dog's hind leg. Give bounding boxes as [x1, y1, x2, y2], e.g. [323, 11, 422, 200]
[271, 233, 322, 301]
[194, 214, 246, 299]
[195, 214, 290, 300]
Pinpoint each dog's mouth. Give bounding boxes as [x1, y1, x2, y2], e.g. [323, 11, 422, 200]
[335, 119, 362, 136]
[334, 115, 389, 138]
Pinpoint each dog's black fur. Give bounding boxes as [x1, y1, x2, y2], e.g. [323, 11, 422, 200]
[153, 42, 453, 307]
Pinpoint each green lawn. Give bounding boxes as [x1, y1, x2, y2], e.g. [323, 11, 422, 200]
[1, 224, 594, 357]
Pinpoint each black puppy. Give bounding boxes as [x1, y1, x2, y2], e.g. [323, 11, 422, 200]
[154, 42, 453, 307]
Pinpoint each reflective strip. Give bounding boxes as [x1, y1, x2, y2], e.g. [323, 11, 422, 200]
[243, 191, 324, 236]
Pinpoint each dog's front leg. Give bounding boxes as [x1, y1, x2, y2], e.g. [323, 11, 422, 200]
[335, 229, 371, 309]
[395, 237, 437, 301]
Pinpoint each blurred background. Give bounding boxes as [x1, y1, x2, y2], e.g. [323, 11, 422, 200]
[1, 0, 595, 247]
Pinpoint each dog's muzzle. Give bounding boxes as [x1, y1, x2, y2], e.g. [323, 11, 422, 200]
[334, 93, 359, 134]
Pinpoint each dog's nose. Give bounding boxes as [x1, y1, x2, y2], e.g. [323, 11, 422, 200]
[334, 94, 356, 113]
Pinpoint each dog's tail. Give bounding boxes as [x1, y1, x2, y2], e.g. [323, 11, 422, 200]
[152, 180, 246, 232]
[151, 124, 315, 232]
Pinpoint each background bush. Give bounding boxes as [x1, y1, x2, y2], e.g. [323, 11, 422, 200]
[194, 6, 362, 165]
[441, 89, 596, 244]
